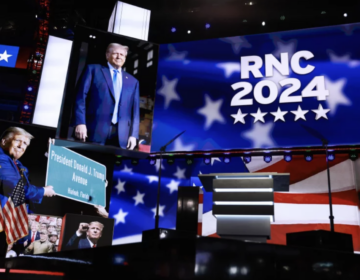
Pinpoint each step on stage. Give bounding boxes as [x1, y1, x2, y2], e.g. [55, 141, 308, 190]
[1, 236, 360, 279]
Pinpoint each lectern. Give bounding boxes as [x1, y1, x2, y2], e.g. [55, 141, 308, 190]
[199, 173, 290, 242]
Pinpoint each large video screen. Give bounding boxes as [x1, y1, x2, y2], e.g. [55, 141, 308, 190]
[57, 26, 159, 153]
[151, 23, 360, 152]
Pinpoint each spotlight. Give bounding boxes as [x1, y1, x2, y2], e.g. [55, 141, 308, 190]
[93, 36, 96, 39]
[349, 152, 358, 161]
[264, 155, 272, 163]
[89, 35, 93, 38]
[327, 153, 335, 161]
[344, 13, 347, 17]
[205, 23, 210, 29]
[131, 159, 139, 166]
[35, 15, 38, 18]
[167, 158, 175, 165]
[186, 158, 193, 165]
[204, 157, 211, 165]
[27, 86, 33, 91]
[223, 157, 231, 164]
[262, 21, 265, 26]
[187, 30, 191, 34]
[149, 158, 156, 165]
[243, 155, 251, 164]
[284, 154, 292, 162]
[304, 154, 313, 162]
[24, 105, 29, 110]
[171, 27, 176, 32]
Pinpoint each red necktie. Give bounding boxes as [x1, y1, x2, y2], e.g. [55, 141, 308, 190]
[31, 232, 35, 242]
[92, 244, 96, 248]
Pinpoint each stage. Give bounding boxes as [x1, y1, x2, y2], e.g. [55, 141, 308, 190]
[2, 236, 360, 279]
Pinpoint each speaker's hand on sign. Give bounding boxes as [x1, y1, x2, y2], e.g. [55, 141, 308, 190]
[77, 223, 89, 235]
[75, 124, 87, 142]
[127, 136, 136, 150]
[44, 186, 56, 197]
[94, 205, 109, 218]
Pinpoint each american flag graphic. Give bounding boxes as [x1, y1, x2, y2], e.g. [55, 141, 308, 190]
[110, 155, 360, 252]
[2, 177, 29, 244]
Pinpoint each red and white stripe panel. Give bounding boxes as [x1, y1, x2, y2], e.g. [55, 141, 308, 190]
[202, 154, 360, 250]
[198, 189, 203, 236]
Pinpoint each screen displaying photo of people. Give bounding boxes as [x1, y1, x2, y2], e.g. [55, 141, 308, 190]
[58, 214, 114, 251]
[6, 214, 63, 257]
[56, 26, 159, 154]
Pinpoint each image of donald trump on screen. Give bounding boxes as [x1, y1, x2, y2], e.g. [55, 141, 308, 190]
[73, 43, 139, 150]
[65, 221, 104, 249]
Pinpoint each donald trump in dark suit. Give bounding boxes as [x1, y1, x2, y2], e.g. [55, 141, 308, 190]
[74, 43, 139, 149]
[65, 221, 104, 249]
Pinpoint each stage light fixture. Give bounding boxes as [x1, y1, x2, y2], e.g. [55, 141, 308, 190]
[344, 13, 347, 17]
[93, 36, 96, 39]
[327, 153, 335, 161]
[131, 159, 139, 166]
[204, 157, 211, 165]
[284, 154, 292, 162]
[89, 35, 93, 38]
[304, 154, 313, 162]
[24, 105, 29, 110]
[35, 15, 38, 18]
[263, 155, 272, 163]
[223, 157, 231, 164]
[167, 158, 175, 165]
[149, 158, 156, 165]
[171, 27, 176, 32]
[349, 152, 358, 161]
[262, 21, 265, 26]
[187, 30, 191, 34]
[186, 158, 193, 165]
[27, 87, 33, 91]
[243, 155, 251, 164]
[205, 23, 210, 29]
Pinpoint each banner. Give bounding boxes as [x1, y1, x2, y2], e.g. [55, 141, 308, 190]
[46, 144, 107, 207]
[152, 23, 360, 151]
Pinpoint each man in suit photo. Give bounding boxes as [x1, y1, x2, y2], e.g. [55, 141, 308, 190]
[73, 43, 140, 150]
[65, 221, 104, 249]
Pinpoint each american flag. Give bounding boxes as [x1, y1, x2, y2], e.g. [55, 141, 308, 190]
[2, 177, 29, 244]
[110, 155, 360, 253]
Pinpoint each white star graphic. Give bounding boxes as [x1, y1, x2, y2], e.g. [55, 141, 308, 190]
[216, 62, 240, 78]
[272, 37, 297, 59]
[0, 50, 12, 62]
[113, 209, 128, 225]
[291, 105, 309, 121]
[115, 179, 126, 195]
[151, 205, 165, 218]
[146, 175, 158, 183]
[133, 191, 145, 206]
[166, 180, 180, 194]
[242, 122, 275, 148]
[219, 36, 252, 54]
[121, 165, 133, 174]
[211, 157, 221, 165]
[173, 166, 186, 180]
[166, 44, 188, 61]
[324, 76, 351, 115]
[172, 138, 195, 152]
[157, 76, 181, 109]
[327, 49, 360, 68]
[197, 94, 226, 130]
[312, 104, 330, 120]
[270, 107, 288, 122]
[231, 108, 248, 124]
[154, 160, 165, 172]
[250, 108, 267, 123]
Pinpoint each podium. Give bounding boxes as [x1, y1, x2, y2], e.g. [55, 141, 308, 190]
[199, 173, 289, 242]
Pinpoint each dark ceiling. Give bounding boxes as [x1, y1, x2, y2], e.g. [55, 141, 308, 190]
[0, 0, 360, 46]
